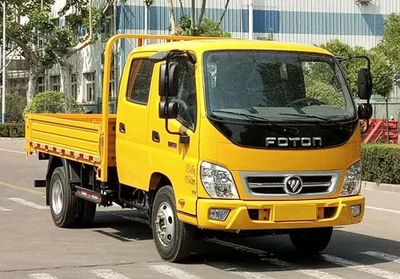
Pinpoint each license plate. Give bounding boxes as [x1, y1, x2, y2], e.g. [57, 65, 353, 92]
[274, 204, 317, 222]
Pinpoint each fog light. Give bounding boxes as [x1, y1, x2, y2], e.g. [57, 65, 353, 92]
[209, 208, 230, 221]
[351, 204, 361, 217]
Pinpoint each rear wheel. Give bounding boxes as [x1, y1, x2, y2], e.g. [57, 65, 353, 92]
[50, 166, 96, 227]
[152, 186, 195, 262]
[50, 167, 78, 227]
[289, 227, 333, 254]
[76, 199, 96, 226]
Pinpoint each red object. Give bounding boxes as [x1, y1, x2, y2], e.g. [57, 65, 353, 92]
[363, 119, 398, 144]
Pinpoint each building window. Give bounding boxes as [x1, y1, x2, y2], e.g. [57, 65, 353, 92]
[126, 59, 154, 105]
[37, 38, 45, 50]
[84, 72, 96, 103]
[50, 75, 60, 92]
[71, 73, 78, 100]
[38, 76, 45, 92]
[102, 69, 115, 98]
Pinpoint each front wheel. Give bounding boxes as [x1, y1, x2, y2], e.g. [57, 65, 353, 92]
[289, 227, 333, 254]
[152, 186, 196, 262]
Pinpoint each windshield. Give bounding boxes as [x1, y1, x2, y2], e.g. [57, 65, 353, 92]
[204, 51, 355, 123]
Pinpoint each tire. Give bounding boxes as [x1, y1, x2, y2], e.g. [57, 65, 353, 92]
[49, 166, 79, 228]
[289, 227, 333, 254]
[76, 199, 96, 226]
[49, 166, 96, 227]
[152, 186, 195, 262]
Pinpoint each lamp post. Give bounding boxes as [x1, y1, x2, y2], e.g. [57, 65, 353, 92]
[144, 4, 148, 35]
[248, 0, 253, 39]
[1, 1, 5, 124]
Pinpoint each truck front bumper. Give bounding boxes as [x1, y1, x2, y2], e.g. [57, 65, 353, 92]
[196, 196, 364, 230]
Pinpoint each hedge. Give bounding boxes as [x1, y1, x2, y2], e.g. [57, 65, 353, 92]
[362, 144, 400, 184]
[0, 123, 25, 138]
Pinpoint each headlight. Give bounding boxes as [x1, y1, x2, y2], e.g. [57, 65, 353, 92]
[340, 161, 362, 196]
[200, 162, 239, 199]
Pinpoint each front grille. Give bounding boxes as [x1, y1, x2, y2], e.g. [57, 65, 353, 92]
[242, 171, 340, 197]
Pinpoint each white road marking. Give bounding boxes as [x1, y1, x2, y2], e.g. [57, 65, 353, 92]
[149, 264, 201, 279]
[0, 206, 11, 211]
[29, 273, 58, 279]
[361, 251, 400, 264]
[211, 262, 275, 279]
[7, 197, 47, 210]
[89, 269, 130, 279]
[231, 271, 275, 279]
[0, 147, 25, 154]
[261, 257, 344, 279]
[210, 239, 343, 279]
[366, 206, 400, 215]
[322, 254, 400, 279]
[295, 269, 344, 279]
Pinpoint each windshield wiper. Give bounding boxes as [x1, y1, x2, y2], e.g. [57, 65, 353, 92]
[279, 113, 333, 123]
[212, 109, 296, 135]
[213, 109, 270, 122]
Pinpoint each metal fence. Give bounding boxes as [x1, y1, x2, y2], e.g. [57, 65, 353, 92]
[356, 97, 400, 122]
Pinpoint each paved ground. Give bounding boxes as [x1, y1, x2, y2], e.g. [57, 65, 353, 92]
[0, 138, 399, 279]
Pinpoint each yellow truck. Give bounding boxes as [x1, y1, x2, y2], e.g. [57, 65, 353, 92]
[25, 34, 373, 262]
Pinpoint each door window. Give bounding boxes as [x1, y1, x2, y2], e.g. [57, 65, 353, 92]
[126, 59, 154, 105]
[174, 60, 197, 130]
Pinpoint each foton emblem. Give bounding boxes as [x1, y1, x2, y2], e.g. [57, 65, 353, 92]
[284, 175, 303, 195]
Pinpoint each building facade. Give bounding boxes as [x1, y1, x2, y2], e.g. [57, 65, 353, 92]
[40, 0, 400, 112]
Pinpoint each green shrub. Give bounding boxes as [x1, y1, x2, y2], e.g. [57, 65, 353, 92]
[24, 91, 82, 114]
[362, 144, 400, 184]
[6, 93, 27, 123]
[0, 123, 25, 137]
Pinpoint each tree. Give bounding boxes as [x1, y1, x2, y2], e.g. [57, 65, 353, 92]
[368, 49, 394, 98]
[168, 0, 231, 37]
[6, 0, 108, 110]
[320, 39, 394, 98]
[379, 14, 400, 74]
[5, 0, 59, 102]
[52, 0, 106, 112]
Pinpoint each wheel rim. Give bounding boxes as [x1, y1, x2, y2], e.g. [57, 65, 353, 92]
[155, 201, 175, 247]
[52, 179, 63, 215]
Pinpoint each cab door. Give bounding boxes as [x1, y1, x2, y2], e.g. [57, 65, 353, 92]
[116, 53, 155, 189]
[148, 58, 200, 215]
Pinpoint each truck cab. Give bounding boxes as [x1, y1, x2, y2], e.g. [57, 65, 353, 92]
[26, 35, 373, 263]
[114, 39, 371, 260]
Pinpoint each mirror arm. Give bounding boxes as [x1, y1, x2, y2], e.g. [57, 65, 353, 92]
[352, 55, 371, 72]
[162, 51, 191, 144]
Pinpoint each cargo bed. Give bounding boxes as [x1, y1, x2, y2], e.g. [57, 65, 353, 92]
[25, 114, 116, 170]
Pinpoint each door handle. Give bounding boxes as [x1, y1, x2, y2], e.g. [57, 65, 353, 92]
[119, 122, 126, 133]
[152, 130, 160, 143]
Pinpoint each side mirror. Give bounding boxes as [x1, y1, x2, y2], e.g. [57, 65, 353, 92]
[358, 68, 372, 100]
[159, 99, 179, 119]
[358, 103, 372, 120]
[159, 63, 180, 97]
